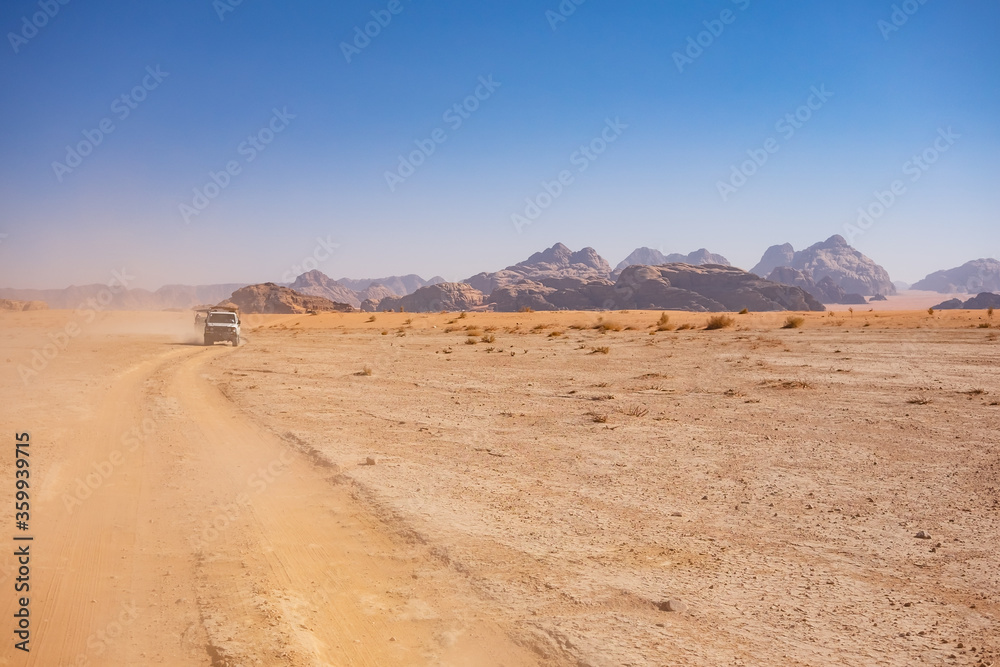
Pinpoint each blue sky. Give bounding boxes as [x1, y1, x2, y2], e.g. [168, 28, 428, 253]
[1, 0, 998, 289]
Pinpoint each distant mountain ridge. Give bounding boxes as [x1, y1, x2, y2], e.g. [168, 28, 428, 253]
[751, 235, 895, 297]
[912, 259, 1000, 294]
[615, 248, 730, 273]
[463, 242, 612, 295]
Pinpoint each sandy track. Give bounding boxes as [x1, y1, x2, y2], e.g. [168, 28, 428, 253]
[0, 316, 540, 666]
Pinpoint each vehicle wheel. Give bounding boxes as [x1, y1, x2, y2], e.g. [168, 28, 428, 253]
[232, 336, 240, 347]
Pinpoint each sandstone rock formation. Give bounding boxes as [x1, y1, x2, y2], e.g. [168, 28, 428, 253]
[766, 267, 867, 305]
[376, 283, 484, 312]
[488, 264, 823, 312]
[337, 275, 445, 296]
[931, 292, 1000, 310]
[290, 270, 362, 308]
[615, 247, 730, 273]
[464, 243, 612, 295]
[751, 236, 894, 296]
[220, 284, 354, 314]
[912, 259, 1000, 294]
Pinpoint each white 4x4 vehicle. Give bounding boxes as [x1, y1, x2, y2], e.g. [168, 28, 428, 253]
[203, 308, 241, 346]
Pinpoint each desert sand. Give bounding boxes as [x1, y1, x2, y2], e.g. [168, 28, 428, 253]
[1, 308, 997, 666]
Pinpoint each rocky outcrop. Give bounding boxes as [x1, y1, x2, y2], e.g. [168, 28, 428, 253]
[220, 284, 354, 314]
[290, 270, 362, 308]
[912, 259, 1000, 294]
[766, 267, 867, 305]
[357, 283, 397, 304]
[488, 264, 824, 312]
[464, 243, 612, 295]
[615, 248, 730, 273]
[376, 283, 484, 312]
[932, 292, 1000, 310]
[751, 236, 894, 296]
[0, 299, 48, 311]
[337, 274, 445, 296]
[750, 243, 795, 278]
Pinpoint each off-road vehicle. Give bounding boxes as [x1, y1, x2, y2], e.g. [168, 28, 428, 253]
[202, 307, 241, 346]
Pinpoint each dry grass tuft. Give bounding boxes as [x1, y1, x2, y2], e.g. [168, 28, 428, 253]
[783, 316, 806, 329]
[619, 405, 649, 418]
[907, 394, 933, 405]
[366, 315, 376, 323]
[676, 323, 694, 331]
[590, 346, 610, 355]
[480, 334, 496, 344]
[356, 366, 373, 376]
[705, 315, 735, 330]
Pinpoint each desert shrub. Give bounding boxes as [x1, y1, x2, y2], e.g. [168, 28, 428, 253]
[548, 331, 563, 337]
[783, 316, 805, 329]
[465, 337, 478, 345]
[465, 327, 483, 337]
[619, 405, 649, 418]
[988, 307, 994, 319]
[927, 307, 935, 316]
[739, 308, 749, 315]
[519, 306, 534, 313]
[481, 334, 496, 343]
[381, 330, 388, 336]
[655, 313, 672, 331]
[404, 318, 413, 325]
[590, 346, 610, 354]
[366, 315, 376, 323]
[458, 312, 467, 319]
[705, 315, 735, 330]
[358, 366, 373, 376]
[594, 319, 623, 333]
[676, 323, 694, 331]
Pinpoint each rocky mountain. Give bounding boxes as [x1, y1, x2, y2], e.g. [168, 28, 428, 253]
[615, 248, 730, 273]
[488, 264, 823, 313]
[0, 299, 48, 311]
[464, 243, 612, 295]
[336, 274, 445, 297]
[766, 267, 867, 305]
[376, 283, 484, 313]
[751, 235, 895, 296]
[358, 284, 397, 303]
[931, 292, 1000, 310]
[912, 259, 1000, 294]
[219, 284, 354, 314]
[290, 270, 363, 308]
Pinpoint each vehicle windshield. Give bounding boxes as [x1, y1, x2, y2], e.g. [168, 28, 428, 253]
[207, 313, 237, 324]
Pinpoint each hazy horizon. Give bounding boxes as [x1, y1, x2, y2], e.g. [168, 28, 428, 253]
[2, 1, 998, 291]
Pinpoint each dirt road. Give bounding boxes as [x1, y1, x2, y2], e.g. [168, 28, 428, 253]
[0, 314, 540, 666]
